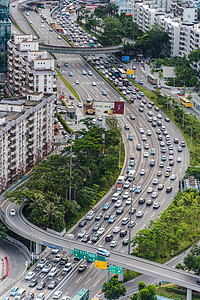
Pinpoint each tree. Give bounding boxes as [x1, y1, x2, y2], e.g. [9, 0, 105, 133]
[138, 281, 146, 291]
[158, 70, 163, 85]
[102, 277, 126, 300]
[184, 245, 200, 275]
[150, 67, 155, 75]
[0, 221, 7, 240]
[101, 17, 124, 45]
[187, 90, 192, 101]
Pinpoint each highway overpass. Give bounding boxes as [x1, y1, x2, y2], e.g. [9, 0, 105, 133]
[1, 199, 199, 300]
[39, 44, 124, 55]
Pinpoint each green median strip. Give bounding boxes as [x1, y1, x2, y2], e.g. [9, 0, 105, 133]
[57, 112, 73, 134]
[56, 69, 81, 102]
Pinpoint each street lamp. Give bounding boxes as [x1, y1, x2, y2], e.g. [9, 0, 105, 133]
[128, 179, 134, 256]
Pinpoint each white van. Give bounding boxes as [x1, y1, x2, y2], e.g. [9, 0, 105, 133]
[48, 267, 57, 277]
[15, 289, 26, 300]
[112, 193, 119, 202]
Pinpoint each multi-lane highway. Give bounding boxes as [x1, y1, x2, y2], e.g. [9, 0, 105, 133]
[3, 2, 196, 299]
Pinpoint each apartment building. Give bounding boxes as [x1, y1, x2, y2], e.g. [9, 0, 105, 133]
[0, 92, 56, 192]
[0, 0, 11, 83]
[6, 34, 57, 97]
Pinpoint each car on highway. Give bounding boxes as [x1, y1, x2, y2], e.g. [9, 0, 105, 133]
[25, 292, 34, 300]
[126, 198, 131, 205]
[140, 169, 145, 175]
[128, 221, 136, 228]
[138, 198, 145, 204]
[177, 157, 181, 163]
[48, 280, 58, 289]
[135, 186, 142, 193]
[97, 227, 105, 235]
[136, 144, 142, 151]
[81, 235, 90, 243]
[29, 279, 38, 287]
[102, 90, 107, 96]
[63, 263, 72, 273]
[25, 271, 34, 280]
[79, 219, 87, 227]
[48, 267, 58, 277]
[95, 213, 103, 221]
[166, 186, 172, 193]
[88, 71, 92, 76]
[153, 202, 160, 209]
[103, 202, 110, 210]
[37, 281, 46, 290]
[113, 226, 121, 233]
[96, 248, 110, 257]
[123, 191, 129, 199]
[129, 160, 135, 166]
[130, 114, 135, 120]
[93, 223, 100, 231]
[122, 239, 129, 245]
[151, 148, 156, 155]
[116, 207, 124, 215]
[54, 254, 62, 263]
[136, 210, 144, 218]
[37, 258, 46, 269]
[60, 257, 68, 265]
[86, 210, 94, 220]
[153, 178, 158, 185]
[108, 215, 116, 223]
[77, 230, 86, 238]
[104, 212, 110, 220]
[144, 152, 148, 158]
[129, 208, 136, 215]
[170, 174, 177, 180]
[151, 192, 158, 198]
[41, 263, 51, 273]
[53, 291, 63, 299]
[92, 82, 96, 86]
[147, 187, 153, 193]
[36, 293, 45, 300]
[114, 200, 122, 208]
[157, 171, 162, 176]
[128, 134, 133, 141]
[146, 199, 153, 206]
[158, 184, 164, 190]
[91, 233, 100, 242]
[10, 286, 19, 296]
[78, 264, 87, 272]
[124, 181, 130, 189]
[121, 217, 129, 225]
[10, 208, 16, 216]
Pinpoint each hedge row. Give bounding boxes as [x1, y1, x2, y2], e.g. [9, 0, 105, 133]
[57, 112, 73, 134]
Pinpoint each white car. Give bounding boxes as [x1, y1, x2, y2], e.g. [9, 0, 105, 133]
[151, 192, 158, 198]
[53, 291, 62, 299]
[97, 227, 105, 235]
[110, 240, 117, 247]
[57, 36, 61, 39]
[139, 128, 144, 134]
[123, 191, 129, 199]
[86, 210, 94, 220]
[63, 263, 72, 272]
[75, 80, 79, 84]
[147, 187, 153, 193]
[170, 174, 177, 180]
[62, 296, 71, 300]
[126, 198, 131, 205]
[25, 271, 34, 280]
[113, 226, 121, 233]
[153, 178, 158, 185]
[10, 209, 16, 216]
[77, 230, 86, 238]
[41, 24, 45, 28]
[114, 200, 122, 208]
[141, 135, 147, 141]
[36, 293, 45, 300]
[136, 210, 144, 218]
[147, 130, 151, 136]
[144, 152, 148, 158]
[140, 169, 145, 175]
[92, 82, 96, 86]
[123, 181, 129, 189]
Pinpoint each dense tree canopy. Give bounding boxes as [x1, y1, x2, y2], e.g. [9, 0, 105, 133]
[131, 282, 157, 300]
[7, 121, 121, 231]
[184, 245, 200, 275]
[132, 189, 200, 262]
[102, 277, 126, 300]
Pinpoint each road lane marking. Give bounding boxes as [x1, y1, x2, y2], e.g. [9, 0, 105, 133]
[85, 277, 91, 285]
[141, 224, 146, 230]
[93, 280, 99, 287]
[76, 276, 82, 283]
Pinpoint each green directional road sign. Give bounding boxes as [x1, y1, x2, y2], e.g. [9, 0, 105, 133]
[109, 265, 122, 274]
[70, 250, 73, 255]
[97, 254, 106, 262]
[74, 248, 87, 260]
[87, 252, 96, 262]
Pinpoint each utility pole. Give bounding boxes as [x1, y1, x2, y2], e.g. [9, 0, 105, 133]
[69, 133, 73, 201]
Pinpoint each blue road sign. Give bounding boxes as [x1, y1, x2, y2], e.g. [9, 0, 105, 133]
[122, 56, 129, 62]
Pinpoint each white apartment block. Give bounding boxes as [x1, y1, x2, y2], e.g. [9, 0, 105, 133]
[0, 92, 56, 192]
[7, 34, 57, 97]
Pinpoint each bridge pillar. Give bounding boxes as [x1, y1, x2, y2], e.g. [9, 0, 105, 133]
[35, 243, 42, 256]
[187, 288, 192, 300]
[118, 268, 124, 283]
[106, 267, 110, 282]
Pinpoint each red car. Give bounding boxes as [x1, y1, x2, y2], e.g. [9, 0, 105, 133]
[135, 88, 140, 92]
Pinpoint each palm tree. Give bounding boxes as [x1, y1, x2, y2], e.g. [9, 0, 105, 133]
[107, 3, 119, 17]
[42, 202, 60, 229]
[158, 70, 163, 85]
[28, 193, 44, 210]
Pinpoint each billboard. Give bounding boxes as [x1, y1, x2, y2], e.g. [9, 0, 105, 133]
[122, 56, 129, 62]
[83, 100, 125, 117]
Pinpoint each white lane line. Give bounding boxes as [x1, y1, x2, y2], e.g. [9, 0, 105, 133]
[141, 224, 146, 230]
[89, 263, 93, 268]
[151, 212, 156, 218]
[85, 277, 91, 285]
[76, 276, 82, 283]
[93, 280, 100, 287]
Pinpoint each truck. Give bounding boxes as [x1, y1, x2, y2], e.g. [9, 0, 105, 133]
[128, 170, 136, 182]
[117, 175, 125, 185]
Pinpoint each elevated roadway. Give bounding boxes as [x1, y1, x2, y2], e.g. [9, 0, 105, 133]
[39, 44, 124, 54]
[2, 201, 200, 295]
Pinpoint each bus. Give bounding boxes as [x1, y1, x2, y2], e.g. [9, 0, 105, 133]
[110, 68, 120, 78]
[72, 289, 90, 300]
[68, 6, 75, 13]
[147, 74, 157, 85]
[118, 68, 126, 78]
[180, 97, 193, 108]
